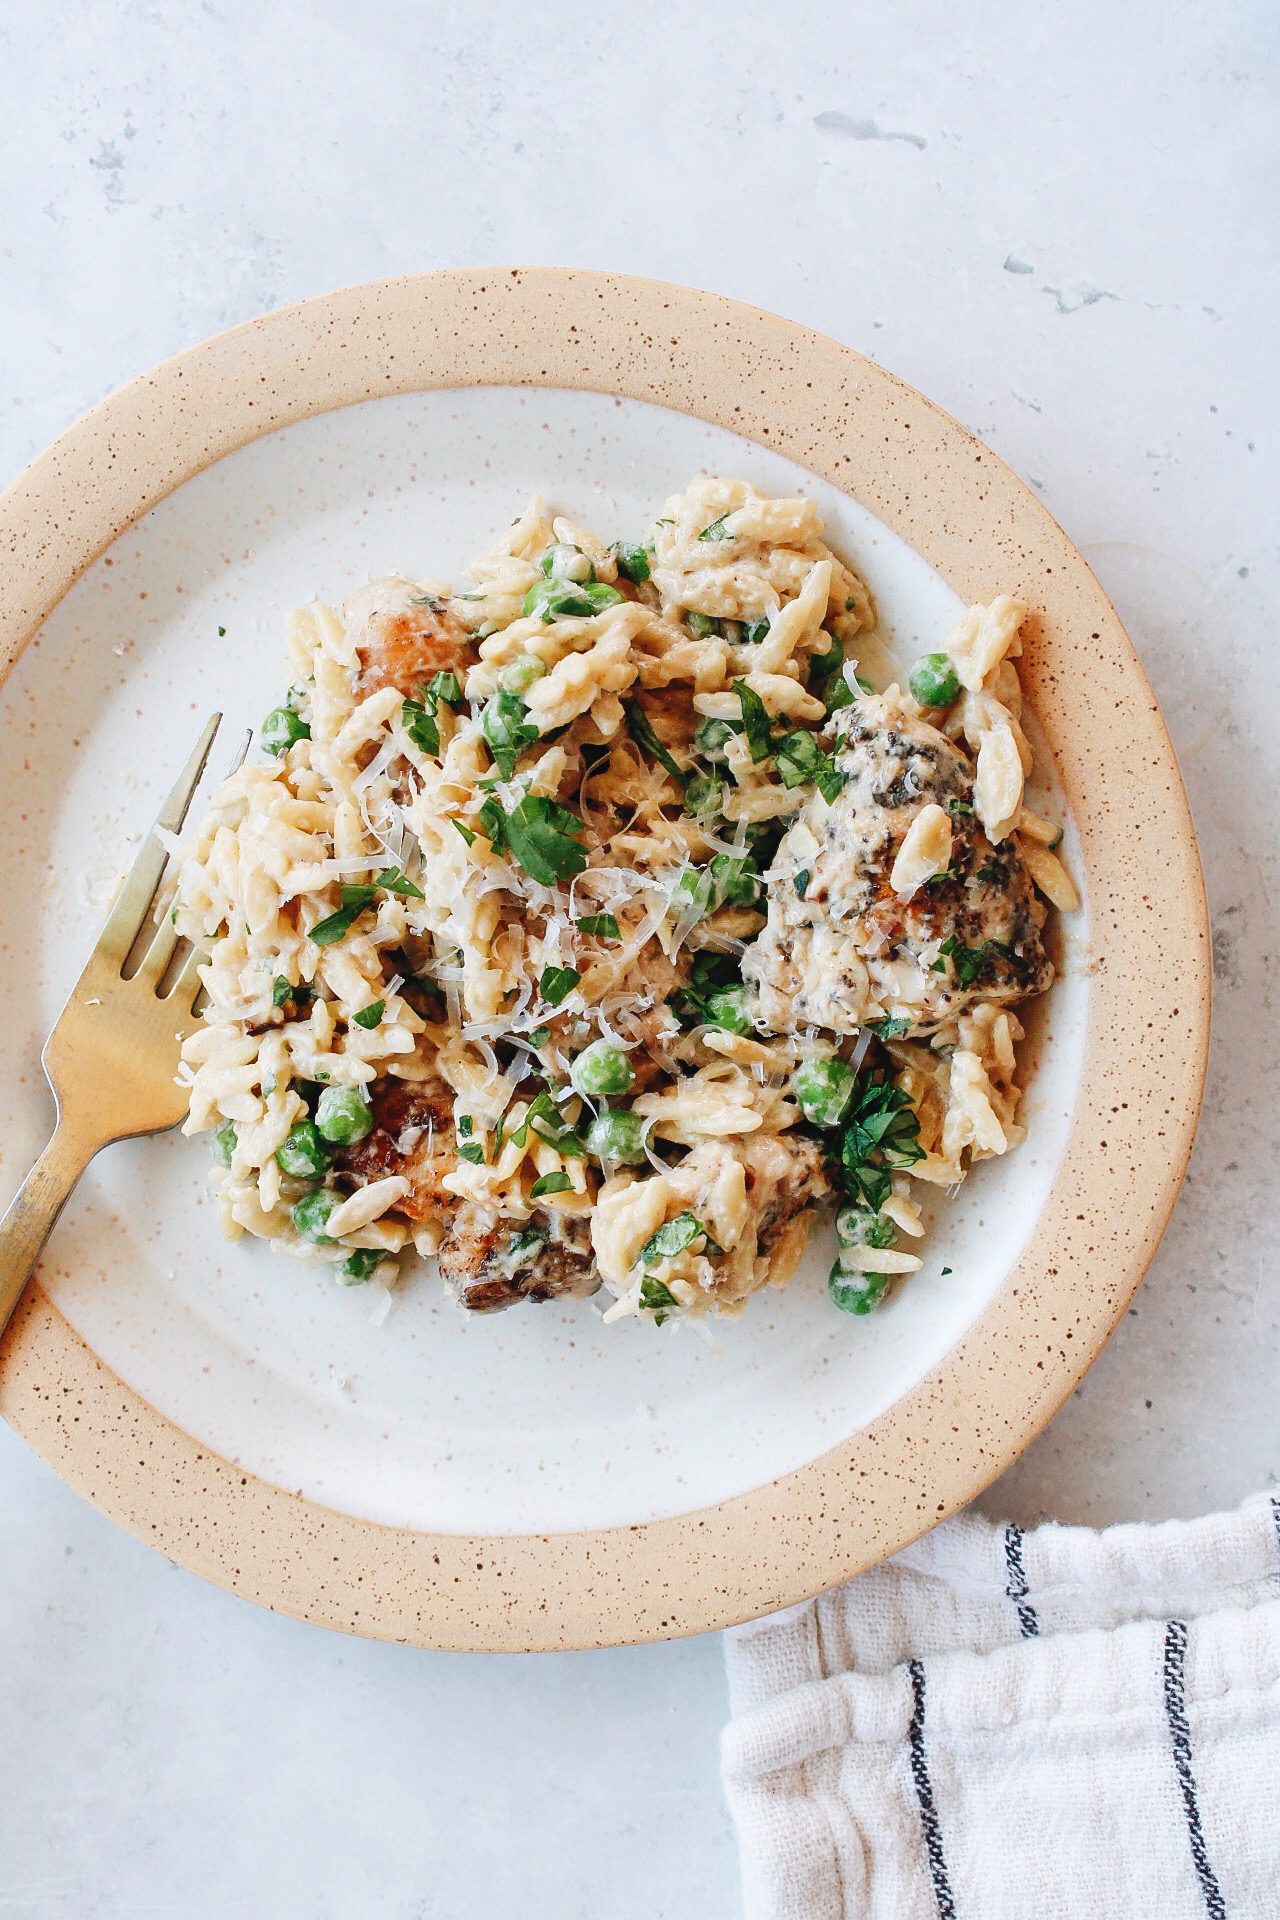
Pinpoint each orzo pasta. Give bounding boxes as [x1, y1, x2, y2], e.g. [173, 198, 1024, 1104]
[176, 475, 1074, 1323]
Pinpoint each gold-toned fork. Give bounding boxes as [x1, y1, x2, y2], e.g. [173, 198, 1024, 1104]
[0, 715, 223, 1341]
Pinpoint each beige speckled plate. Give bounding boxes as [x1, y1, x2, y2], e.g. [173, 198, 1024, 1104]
[0, 271, 1208, 1649]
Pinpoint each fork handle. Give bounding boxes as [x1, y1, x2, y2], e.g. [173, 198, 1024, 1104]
[0, 1126, 95, 1342]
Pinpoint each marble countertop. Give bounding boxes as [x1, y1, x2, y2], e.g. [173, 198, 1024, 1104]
[2, 3, 1275, 1914]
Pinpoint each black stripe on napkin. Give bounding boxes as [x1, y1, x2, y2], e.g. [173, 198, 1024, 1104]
[907, 1659, 957, 1918]
[1003, 1523, 1040, 1638]
[1162, 1619, 1227, 1919]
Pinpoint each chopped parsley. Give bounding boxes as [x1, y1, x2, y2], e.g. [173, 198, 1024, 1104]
[807, 635, 847, 712]
[457, 1140, 485, 1165]
[989, 939, 1035, 983]
[353, 999, 385, 1029]
[732, 680, 774, 762]
[482, 793, 589, 886]
[872, 1015, 912, 1040]
[838, 1075, 925, 1212]
[481, 690, 540, 779]
[741, 616, 770, 645]
[539, 964, 581, 1006]
[525, 1026, 551, 1047]
[512, 1090, 586, 1157]
[272, 974, 309, 1009]
[501, 1224, 547, 1271]
[309, 869, 421, 944]
[773, 729, 847, 803]
[623, 699, 687, 785]
[639, 1274, 678, 1324]
[377, 865, 425, 900]
[453, 819, 476, 845]
[794, 869, 811, 898]
[947, 795, 975, 817]
[674, 852, 759, 919]
[402, 671, 462, 755]
[668, 951, 740, 1026]
[640, 1211, 720, 1264]
[577, 913, 620, 940]
[931, 934, 986, 985]
[697, 513, 734, 543]
[530, 1169, 572, 1199]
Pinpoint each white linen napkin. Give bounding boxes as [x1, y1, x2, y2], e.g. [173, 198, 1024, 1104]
[722, 1493, 1280, 1918]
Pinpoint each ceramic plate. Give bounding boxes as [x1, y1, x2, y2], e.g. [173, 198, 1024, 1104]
[0, 272, 1209, 1649]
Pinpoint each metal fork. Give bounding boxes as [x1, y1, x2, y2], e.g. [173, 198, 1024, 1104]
[0, 715, 223, 1341]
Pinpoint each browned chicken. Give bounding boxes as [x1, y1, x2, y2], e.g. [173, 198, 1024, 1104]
[337, 1073, 600, 1312]
[438, 1207, 599, 1313]
[342, 576, 476, 698]
[745, 691, 1052, 1036]
[335, 1074, 456, 1219]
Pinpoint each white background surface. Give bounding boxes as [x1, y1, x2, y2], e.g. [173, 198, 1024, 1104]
[1, 3, 1275, 1916]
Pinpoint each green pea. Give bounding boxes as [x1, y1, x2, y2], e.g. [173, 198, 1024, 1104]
[339, 1248, 389, 1284]
[613, 541, 653, 583]
[292, 1188, 338, 1243]
[261, 706, 310, 755]
[675, 865, 718, 917]
[540, 542, 594, 583]
[695, 716, 736, 761]
[499, 653, 547, 694]
[522, 578, 622, 622]
[710, 853, 760, 906]
[585, 1107, 648, 1166]
[570, 1041, 635, 1099]
[704, 985, 753, 1036]
[828, 1259, 891, 1316]
[908, 653, 960, 709]
[315, 1086, 373, 1145]
[686, 611, 723, 639]
[835, 1205, 896, 1250]
[211, 1120, 237, 1167]
[275, 1120, 331, 1179]
[684, 771, 725, 818]
[794, 1058, 857, 1128]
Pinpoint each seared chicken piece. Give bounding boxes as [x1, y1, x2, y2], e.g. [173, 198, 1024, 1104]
[342, 576, 476, 698]
[746, 1131, 831, 1264]
[339, 1074, 599, 1311]
[335, 1074, 457, 1218]
[438, 1207, 599, 1313]
[744, 691, 1052, 1036]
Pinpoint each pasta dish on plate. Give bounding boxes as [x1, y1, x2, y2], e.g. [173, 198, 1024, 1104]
[175, 475, 1077, 1326]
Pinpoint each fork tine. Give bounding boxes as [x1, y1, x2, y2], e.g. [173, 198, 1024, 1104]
[224, 728, 252, 778]
[96, 715, 222, 968]
[157, 713, 224, 833]
[136, 917, 183, 987]
[164, 942, 206, 1006]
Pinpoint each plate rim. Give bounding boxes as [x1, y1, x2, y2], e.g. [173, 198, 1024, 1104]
[0, 268, 1210, 1650]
